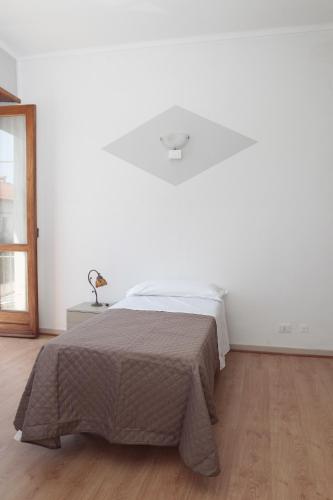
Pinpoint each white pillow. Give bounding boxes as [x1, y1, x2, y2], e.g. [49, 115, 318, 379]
[126, 280, 226, 301]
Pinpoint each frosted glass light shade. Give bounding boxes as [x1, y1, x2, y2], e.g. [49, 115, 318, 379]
[160, 132, 190, 150]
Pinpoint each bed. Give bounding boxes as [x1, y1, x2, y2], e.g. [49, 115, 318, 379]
[14, 280, 230, 476]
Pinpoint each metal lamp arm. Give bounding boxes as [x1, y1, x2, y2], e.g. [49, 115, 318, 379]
[88, 269, 100, 306]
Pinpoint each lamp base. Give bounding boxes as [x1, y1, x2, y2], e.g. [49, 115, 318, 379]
[91, 302, 104, 307]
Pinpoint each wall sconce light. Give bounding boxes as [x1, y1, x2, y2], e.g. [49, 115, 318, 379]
[160, 132, 190, 160]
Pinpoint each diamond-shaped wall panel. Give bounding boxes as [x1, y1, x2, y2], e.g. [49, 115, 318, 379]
[104, 106, 256, 185]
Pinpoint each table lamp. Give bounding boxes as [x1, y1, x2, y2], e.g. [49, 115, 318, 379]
[88, 269, 107, 307]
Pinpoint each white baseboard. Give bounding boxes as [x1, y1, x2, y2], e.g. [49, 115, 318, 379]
[230, 344, 333, 357]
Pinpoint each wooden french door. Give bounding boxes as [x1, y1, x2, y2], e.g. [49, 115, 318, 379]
[0, 105, 38, 337]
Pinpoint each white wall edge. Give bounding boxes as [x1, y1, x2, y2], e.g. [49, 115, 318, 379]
[0, 39, 18, 59]
[16, 59, 23, 97]
[17, 22, 333, 62]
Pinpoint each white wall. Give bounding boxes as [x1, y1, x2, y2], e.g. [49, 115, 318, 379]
[18, 29, 333, 350]
[0, 47, 17, 94]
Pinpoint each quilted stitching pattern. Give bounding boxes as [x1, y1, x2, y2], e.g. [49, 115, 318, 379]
[14, 309, 220, 476]
[116, 357, 190, 437]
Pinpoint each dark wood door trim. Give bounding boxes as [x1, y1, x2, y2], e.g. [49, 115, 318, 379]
[0, 105, 38, 337]
[0, 85, 21, 103]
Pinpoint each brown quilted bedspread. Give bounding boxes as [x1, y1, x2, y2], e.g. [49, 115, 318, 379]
[14, 309, 220, 476]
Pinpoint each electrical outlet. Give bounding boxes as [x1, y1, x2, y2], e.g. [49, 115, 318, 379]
[278, 323, 292, 334]
[298, 323, 310, 334]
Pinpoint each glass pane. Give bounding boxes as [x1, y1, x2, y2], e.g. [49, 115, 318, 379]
[0, 252, 28, 311]
[0, 115, 27, 244]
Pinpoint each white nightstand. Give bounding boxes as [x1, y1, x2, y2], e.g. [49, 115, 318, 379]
[66, 302, 115, 330]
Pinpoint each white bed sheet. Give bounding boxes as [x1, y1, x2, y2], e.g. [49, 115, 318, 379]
[110, 296, 230, 369]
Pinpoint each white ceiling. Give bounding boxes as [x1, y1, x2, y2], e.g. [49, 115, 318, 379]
[1, 0, 333, 58]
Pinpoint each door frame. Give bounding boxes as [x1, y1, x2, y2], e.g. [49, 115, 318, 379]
[0, 104, 38, 337]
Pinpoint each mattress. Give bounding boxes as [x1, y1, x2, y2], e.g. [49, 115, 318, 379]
[111, 295, 230, 368]
[14, 308, 222, 475]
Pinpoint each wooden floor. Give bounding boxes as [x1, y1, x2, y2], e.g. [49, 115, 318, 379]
[0, 336, 332, 500]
